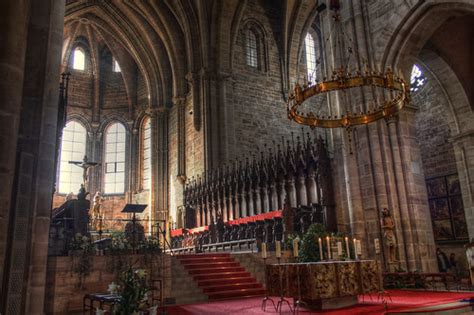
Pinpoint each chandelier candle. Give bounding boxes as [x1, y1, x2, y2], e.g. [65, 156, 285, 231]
[275, 241, 281, 258]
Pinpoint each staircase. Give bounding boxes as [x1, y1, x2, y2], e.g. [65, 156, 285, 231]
[176, 253, 265, 300]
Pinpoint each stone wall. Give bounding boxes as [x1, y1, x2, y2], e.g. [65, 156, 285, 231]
[44, 255, 170, 315]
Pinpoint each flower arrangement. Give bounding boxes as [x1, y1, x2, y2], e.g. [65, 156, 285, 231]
[114, 267, 150, 315]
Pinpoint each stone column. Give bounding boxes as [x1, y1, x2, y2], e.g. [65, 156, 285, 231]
[1, 1, 65, 314]
[0, 1, 31, 306]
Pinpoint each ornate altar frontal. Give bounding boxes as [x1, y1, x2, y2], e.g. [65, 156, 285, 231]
[266, 260, 381, 310]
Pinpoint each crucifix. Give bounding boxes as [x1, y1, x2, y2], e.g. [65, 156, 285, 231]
[69, 155, 99, 190]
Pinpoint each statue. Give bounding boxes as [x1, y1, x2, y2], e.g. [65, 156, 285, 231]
[381, 208, 397, 263]
[90, 191, 103, 231]
[69, 155, 99, 189]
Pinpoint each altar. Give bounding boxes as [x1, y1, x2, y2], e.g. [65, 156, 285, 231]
[265, 260, 381, 310]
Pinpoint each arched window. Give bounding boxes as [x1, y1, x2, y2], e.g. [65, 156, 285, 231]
[246, 29, 258, 68]
[410, 64, 426, 92]
[73, 48, 85, 71]
[104, 122, 126, 194]
[113, 57, 121, 73]
[141, 117, 151, 190]
[305, 33, 317, 82]
[58, 121, 87, 194]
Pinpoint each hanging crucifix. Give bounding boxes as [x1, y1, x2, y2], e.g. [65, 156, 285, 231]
[69, 155, 99, 190]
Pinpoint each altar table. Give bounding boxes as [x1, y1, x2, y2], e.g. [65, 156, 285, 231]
[265, 260, 381, 310]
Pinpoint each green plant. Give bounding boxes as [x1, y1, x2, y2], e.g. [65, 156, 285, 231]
[68, 233, 95, 287]
[114, 267, 149, 315]
[298, 223, 327, 263]
[284, 233, 299, 250]
[139, 237, 161, 254]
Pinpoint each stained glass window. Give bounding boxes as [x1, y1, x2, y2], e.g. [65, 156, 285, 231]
[410, 64, 426, 92]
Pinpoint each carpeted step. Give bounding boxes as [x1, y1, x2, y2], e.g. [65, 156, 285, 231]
[187, 266, 245, 275]
[179, 257, 235, 264]
[201, 282, 263, 293]
[192, 271, 252, 281]
[197, 276, 256, 287]
[206, 288, 266, 300]
[181, 262, 241, 269]
[177, 253, 230, 259]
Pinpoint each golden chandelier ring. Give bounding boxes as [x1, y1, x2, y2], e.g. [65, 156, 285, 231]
[287, 69, 410, 129]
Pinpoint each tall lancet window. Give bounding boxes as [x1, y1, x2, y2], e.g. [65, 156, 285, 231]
[113, 57, 121, 72]
[305, 33, 317, 82]
[142, 117, 152, 190]
[73, 48, 85, 70]
[246, 29, 258, 68]
[58, 121, 87, 194]
[104, 122, 126, 194]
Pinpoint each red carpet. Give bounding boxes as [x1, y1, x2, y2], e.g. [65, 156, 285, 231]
[177, 253, 265, 300]
[164, 290, 474, 315]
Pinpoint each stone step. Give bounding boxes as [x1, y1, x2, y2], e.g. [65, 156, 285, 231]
[176, 253, 231, 259]
[179, 257, 235, 264]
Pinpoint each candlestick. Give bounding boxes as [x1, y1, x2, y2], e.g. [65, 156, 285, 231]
[345, 236, 351, 259]
[276, 241, 281, 258]
[326, 236, 331, 260]
[337, 241, 343, 258]
[318, 237, 323, 260]
[293, 238, 299, 258]
[262, 242, 267, 259]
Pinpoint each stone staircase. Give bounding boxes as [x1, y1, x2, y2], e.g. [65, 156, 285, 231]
[176, 253, 265, 300]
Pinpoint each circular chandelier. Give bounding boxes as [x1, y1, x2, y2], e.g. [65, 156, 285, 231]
[287, 1, 410, 130]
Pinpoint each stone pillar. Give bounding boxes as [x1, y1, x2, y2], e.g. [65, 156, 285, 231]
[1, 1, 65, 314]
[0, 1, 31, 306]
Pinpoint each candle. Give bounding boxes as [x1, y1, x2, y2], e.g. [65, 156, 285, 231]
[356, 240, 362, 256]
[275, 241, 281, 258]
[337, 241, 343, 258]
[261, 242, 267, 259]
[318, 237, 323, 260]
[326, 236, 331, 260]
[374, 238, 381, 255]
[293, 238, 299, 257]
[353, 238, 357, 258]
[345, 236, 351, 259]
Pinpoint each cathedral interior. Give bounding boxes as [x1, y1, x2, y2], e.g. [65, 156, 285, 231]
[1, 0, 474, 314]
